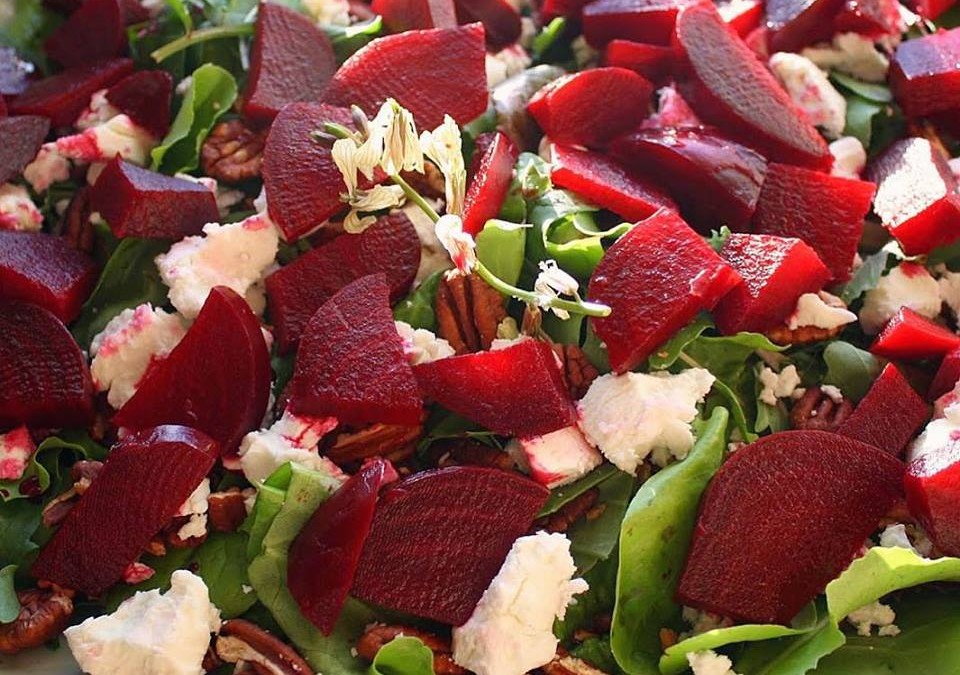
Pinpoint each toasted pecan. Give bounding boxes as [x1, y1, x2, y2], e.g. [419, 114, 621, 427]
[356, 624, 466, 675]
[326, 423, 423, 466]
[201, 119, 267, 183]
[790, 387, 854, 431]
[0, 588, 74, 655]
[435, 273, 507, 354]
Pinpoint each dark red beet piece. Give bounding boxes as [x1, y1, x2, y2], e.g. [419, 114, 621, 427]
[243, 2, 338, 125]
[528, 67, 653, 149]
[890, 29, 960, 119]
[32, 426, 216, 595]
[89, 157, 220, 240]
[603, 40, 675, 83]
[414, 340, 576, 437]
[714, 233, 830, 334]
[287, 274, 424, 427]
[588, 210, 742, 372]
[677, 430, 904, 625]
[288, 459, 397, 635]
[834, 0, 901, 37]
[583, 0, 696, 47]
[44, 0, 124, 68]
[930, 347, 960, 400]
[674, 3, 831, 170]
[838, 364, 929, 457]
[717, 0, 764, 35]
[0, 115, 50, 184]
[765, 0, 846, 52]
[906, 0, 957, 18]
[265, 212, 421, 352]
[351, 466, 549, 625]
[542, 0, 591, 20]
[906, 434, 960, 557]
[870, 308, 960, 361]
[321, 24, 488, 129]
[610, 126, 767, 232]
[462, 131, 519, 236]
[114, 288, 271, 456]
[0, 300, 93, 429]
[9, 59, 133, 128]
[104, 71, 173, 139]
[371, 0, 457, 31]
[454, 0, 521, 47]
[0, 231, 97, 323]
[550, 144, 675, 222]
[751, 163, 876, 283]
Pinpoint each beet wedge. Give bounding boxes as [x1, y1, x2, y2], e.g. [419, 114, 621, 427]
[286, 274, 424, 427]
[0, 300, 94, 429]
[870, 308, 960, 361]
[454, 0, 522, 47]
[891, 28, 960, 119]
[838, 364, 929, 457]
[32, 426, 217, 596]
[931, 347, 960, 400]
[462, 131, 519, 236]
[371, 0, 457, 32]
[602, 40, 675, 84]
[677, 430, 904, 625]
[351, 466, 549, 625]
[583, 0, 696, 46]
[44, 0, 125, 68]
[0, 115, 50, 184]
[104, 71, 174, 139]
[114, 287, 271, 456]
[765, 0, 845, 52]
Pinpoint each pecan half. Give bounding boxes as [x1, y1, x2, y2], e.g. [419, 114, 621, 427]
[534, 488, 599, 534]
[0, 588, 74, 655]
[553, 343, 599, 399]
[216, 619, 312, 675]
[542, 652, 610, 675]
[790, 387, 854, 431]
[208, 488, 249, 533]
[435, 439, 517, 472]
[201, 119, 267, 183]
[326, 424, 423, 466]
[435, 273, 507, 354]
[62, 186, 95, 254]
[766, 292, 851, 346]
[356, 624, 466, 675]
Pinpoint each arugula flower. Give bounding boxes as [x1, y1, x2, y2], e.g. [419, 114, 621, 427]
[420, 115, 467, 216]
[534, 260, 582, 320]
[435, 214, 477, 275]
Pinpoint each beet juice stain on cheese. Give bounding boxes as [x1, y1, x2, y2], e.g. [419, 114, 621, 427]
[5, 0, 960, 673]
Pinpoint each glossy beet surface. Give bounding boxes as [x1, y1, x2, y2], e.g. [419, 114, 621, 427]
[321, 24, 488, 129]
[674, 3, 831, 169]
[765, 0, 845, 52]
[834, 0, 902, 36]
[906, 437, 960, 556]
[265, 212, 421, 352]
[870, 308, 960, 361]
[838, 364, 929, 456]
[89, 158, 220, 239]
[0, 231, 97, 322]
[751, 163, 876, 282]
[718, 0, 764, 35]
[589, 210, 742, 372]
[104, 71, 174, 139]
[287, 274, 423, 426]
[602, 40, 675, 83]
[0, 115, 50, 184]
[32, 426, 217, 595]
[907, 0, 957, 18]
[288, 459, 396, 634]
[44, 0, 125, 67]
[114, 288, 271, 455]
[454, 0, 522, 47]
[930, 348, 960, 400]
[371, 0, 457, 32]
[677, 430, 904, 624]
[611, 127, 767, 232]
[462, 131, 519, 236]
[0, 300, 93, 429]
[890, 28, 960, 118]
[243, 2, 338, 124]
[351, 466, 549, 625]
[583, 0, 696, 46]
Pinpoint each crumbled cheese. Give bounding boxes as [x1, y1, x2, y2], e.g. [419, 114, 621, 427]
[938, 269, 960, 321]
[829, 137, 867, 179]
[769, 52, 847, 139]
[506, 425, 602, 488]
[758, 365, 803, 406]
[238, 409, 343, 485]
[58, 114, 157, 165]
[571, 35, 599, 69]
[0, 183, 43, 232]
[75, 89, 121, 130]
[404, 202, 453, 285]
[395, 320, 455, 365]
[859, 263, 941, 334]
[23, 144, 72, 193]
[909, 402, 960, 467]
[175, 479, 210, 541]
[486, 45, 533, 88]
[302, 0, 350, 25]
[681, 607, 734, 637]
[122, 561, 156, 585]
[879, 523, 924, 556]
[802, 32, 890, 83]
[787, 292, 857, 330]
[0, 426, 35, 481]
[846, 601, 900, 637]
[821, 385, 844, 403]
[687, 650, 741, 675]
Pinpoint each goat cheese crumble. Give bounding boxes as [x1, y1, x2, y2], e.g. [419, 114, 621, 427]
[238, 409, 343, 486]
[0, 426, 35, 481]
[802, 32, 890, 83]
[769, 52, 847, 139]
[687, 650, 741, 675]
[506, 425, 602, 488]
[829, 137, 867, 179]
[859, 263, 941, 334]
[395, 320, 455, 365]
[846, 601, 900, 637]
[0, 183, 43, 232]
[758, 365, 803, 406]
[787, 292, 857, 330]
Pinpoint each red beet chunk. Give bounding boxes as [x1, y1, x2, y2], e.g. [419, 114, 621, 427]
[0, 115, 50, 184]
[372, 0, 457, 32]
[0, 231, 97, 323]
[834, 0, 901, 37]
[906, 432, 960, 556]
[714, 233, 830, 334]
[674, 4, 831, 170]
[414, 340, 576, 437]
[10, 59, 133, 128]
[44, 0, 124, 68]
[907, 0, 957, 18]
[891, 29, 960, 119]
[287, 274, 423, 427]
[677, 430, 903, 625]
[542, 0, 591, 20]
[866, 138, 960, 255]
[550, 144, 675, 222]
[321, 24, 488, 130]
[603, 40, 674, 83]
[352, 466, 548, 625]
[0, 300, 93, 429]
[765, 0, 845, 52]
[114, 288, 271, 456]
[89, 157, 219, 240]
[454, 0, 521, 47]
[717, 0, 764, 35]
[838, 364, 929, 457]
[751, 163, 875, 283]
[462, 132, 519, 236]
[243, 2, 338, 125]
[930, 348, 960, 400]
[104, 71, 173, 139]
[32, 426, 216, 595]
[583, 0, 695, 46]
[265, 212, 420, 352]
[528, 67, 653, 149]
[870, 308, 960, 361]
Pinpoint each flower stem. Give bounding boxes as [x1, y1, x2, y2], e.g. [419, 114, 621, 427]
[474, 262, 611, 318]
[151, 24, 254, 63]
[391, 173, 441, 223]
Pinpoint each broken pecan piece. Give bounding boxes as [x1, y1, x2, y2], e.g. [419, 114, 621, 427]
[326, 423, 423, 466]
[216, 619, 312, 675]
[62, 186, 95, 254]
[356, 624, 466, 675]
[766, 292, 851, 346]
[533, 488, 599, 534]
[201, 119, 268, 183]
[435, 273, 507, 354]
[553, 343, 599, 399]
[208, 488, 249, 533]
[790, 387, 854, 431]
[0, 588, 74, 655]
[41, 460, 104, 528]
[435, 439, 517, 472]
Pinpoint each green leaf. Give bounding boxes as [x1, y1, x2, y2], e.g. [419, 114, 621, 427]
[0, 432, 105, 502]
[367, 636, 435, 675]
[533, 17, 567, 61]
[648, 315, 714, 370]
[0, 565, 20, 624]
[708, 226, 733, 253]
[476, 219, 528, 286]
[193, 531, 257, 618]
[322, 16, 384, 63]
[0, 0, 61, 65]
[568, 469, 635, 573]
[572, 636, 623, 674]
[582, 320, 612, 374]
[539, 464, 619, 517]
[840, 248, 893, 304]
[166, 0, 194, 31]
[393, 271, 443, 332]
[735, 621, 846, 675]
[710, 379, 758, 444]
[843, 95, 883, 148]
[542, 311, 584, 345]
[0, 500, 42, 568]
[610, 408, 729, 675]
[829, 72, 892, 103]
[822, 341, 882, 402]
[556, 552, 618, 642]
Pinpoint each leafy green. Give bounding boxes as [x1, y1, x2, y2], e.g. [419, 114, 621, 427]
[708, 226, 733, 252]
[323, 16, 384, 63]
[499, 152, 553, 224]
[830, 72, 892, 103]
[843, 95, 884, 147]
[393, 272, 443, 332]
[542, 311, 584, 345]
[648, 315, 714, 370]
[556, 552, 618, 642]
[572, 636, 623, 674]
[822, 341, 882, 402]
[0, 500, 42, 568]
[476, 219, 528, 286]
[539, 464, 619, 517]
[102, 546, 194, 611]
[193, 531, 257, 618]
[568, 470, 634, 573]
[367, 636, 435, 675]
[0, 0, 61, 66]
[533, 17, 567, 62]
[0, 432, 106, 502]
[582, 321, 612, 374]
[735, 621, 846, 675]
[840, 248, 894, 304]
[0, 565, 19, 624]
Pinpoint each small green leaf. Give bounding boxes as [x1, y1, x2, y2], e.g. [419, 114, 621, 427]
[533, 17, 567, 61]
[843, 95, 883, 148]
[708, 226, 733, 253]
[393, 271, 443, 332]
[165, 0, 193, 31]
[568, 469, 635, 573]
[193, 531, 257, 618]
[542, 311, 584, 345]
[556, 553, 618, 642]
[476, 219, 528, 286]
[0, 431, 105, 503]
[840, 248, 894, 304]
[322, 16, 383, 63]
[648, 315, 714, 370]
[539, 464, 619, 517]
[822, 341, 882, 402]
[735, 620, 846, 675]
[0, 500, 42, 568]
[830, 72, 893, 103]
[0, 565, 20, 624]
[368, 636, 435, 675]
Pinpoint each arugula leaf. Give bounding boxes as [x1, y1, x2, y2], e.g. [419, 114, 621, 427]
[735, 621, 846, 675]
[556, 552, 618, 642]
[840, 248, 894, 304]
[193, 531, 257, 618]
[829, 72, 892, 103]
[648, 315, 714, 370]
[542, 311, 584, 345]
[323, 16, 384, 63]
[843, 95, 883, 147]
[539, 464, 619, 517]
[0, 500, 42, 568]
[367, 636, 435, 675]
[822, 341, 882, 402]
[0, 564, 19, 623]
[393, 271, 443, 332]
[568, 470, 634, 573]
[476, 219, 528, 286]
[0, 432, 106, 502]
[533, 17, 567, 62]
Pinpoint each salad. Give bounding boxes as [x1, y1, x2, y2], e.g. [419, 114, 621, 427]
[3, 0, 960, 672]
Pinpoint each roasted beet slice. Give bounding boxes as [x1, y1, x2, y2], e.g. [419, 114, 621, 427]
[0, 300, 93, 429]
[834, 0, 901, 36]
[32, 426, 216, 595]
[287, 274, 423, 426]
[838, 364, 929, 457]
[44, 0, 125, 68]
[583, 0, 695, 46]
[610, 126, 767, 232]
[891, 29, 960, 119]
[528, 68, 653, 149]
[0, 115, 50, 184]
[751, 163, 875, 283]
[0, 231, 97, 323]
[454, 0, 521, 47]
[930, 348, 960, 400]
[542, 0, 591, 20]
[718, 0, 764, 35]
[414, 340, 576, 437]
[321, 24, 488, 129]
[906, 432, 960, 556]
[243, 2, 338, 125]
[588, 210, 741, 372]
[372, 0, 457, 31]
[288, 459, 397, 634]
[9, 58, 133, 127]
[89, 157, 220, 240]
[550, 144, 675, 222]
[114, 288, 271, 455]
[677, 430, 903, 624]
[907, 0, 957, 18]
[462, 131, 519, 236]
[603, 40, 675, 83]
[674, 4, 831, 170]
[104, 71, 173, 139]
[870, 308, 960, 361]
[265, 212, 420, 352]
[765, 0, 845, 52]
[351, 466, 549, 625]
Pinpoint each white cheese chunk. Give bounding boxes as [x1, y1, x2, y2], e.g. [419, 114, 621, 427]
[758, 365, 803, 406]
[829, 137, 867, 179]
[846, 601, 900, 637]
[859, 263, 941, 334]
[787, 292, 857, 330]
[0, 183, 43, 232]
[23, 144, 72, 193]
[395, 320, 455, 365]
[302, 0, 350, 26]
[506, 425, 602, 488]
[687, 650, 741, 675]
[769, 52, 847, 139]
[76, 89, 121, 130]
[802, 32, 890, 83]
[238, 409, 343, 486]
[175, 479, 210, 541]
[0, 426, 35, 481]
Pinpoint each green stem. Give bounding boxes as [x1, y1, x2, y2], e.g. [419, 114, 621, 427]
[475, 262, 611, 318]
[151, 24, 254, 63]
[391, 173, 441, 223]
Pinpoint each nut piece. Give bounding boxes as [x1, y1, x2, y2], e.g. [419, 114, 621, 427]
[62, 186, 95, 254]
[208, 488, 249, 533]
[0, 588, 74, 655]
[41, 460, 104, 528]
[553, 343, 599, 400]
[356, 624, 466, 675]
[435, 273, 507, 354]
[435, 439, 517, 472]
[326, 423, 422, 466]
[542, 651, 610, 675]
[201, 120, 268, 184]
[216, 619, 312, 675]
[766, 293, 850, 346]
[790, 387, 854, 431]
[533, 488, 599, 534]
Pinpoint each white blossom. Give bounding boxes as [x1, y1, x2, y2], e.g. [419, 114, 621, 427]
[435, 214, 477, 275]
[342, 185, 407, 233]
[367, 99, 424, 176]
[534, 260, 580, 319]
[420, 115, 467, 216]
